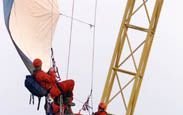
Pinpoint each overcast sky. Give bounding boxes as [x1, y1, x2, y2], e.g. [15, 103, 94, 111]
[1, 0, 183, 115]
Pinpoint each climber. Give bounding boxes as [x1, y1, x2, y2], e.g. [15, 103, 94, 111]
[33, 58, 75, 114]
[32, 58, 61, 114]
[94, 102, 107, 115]
[48, 67, 75, 114]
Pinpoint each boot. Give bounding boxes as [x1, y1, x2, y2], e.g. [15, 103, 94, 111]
[64, 97, 75, 106]
[64, 106, 73, 115]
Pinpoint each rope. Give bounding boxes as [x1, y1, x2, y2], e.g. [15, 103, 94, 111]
[90, 0, 98, 113]
[50, 0, 98, 113]
[66, 0, 75, 79]
[50, 1, 61, 81]
[50, 0, 54, 69]
[60, 13, 94, 27]
[50, 0, 54, 64]
[51, 48, 61, 81]
[51, 0, 53, 41]
[77, 0, 98, 114]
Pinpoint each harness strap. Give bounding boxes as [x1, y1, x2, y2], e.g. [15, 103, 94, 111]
[37, 97, 41, 110]
[29, 94, 35, 105]
[45, 97, 52, 114]
[29, 94, 32, 104]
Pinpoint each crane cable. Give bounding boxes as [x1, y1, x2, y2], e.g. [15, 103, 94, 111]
[64, 0, 98, 114]
[60, 13, 94, 27]
[51, 48, 61, 81]
[66, 0, 75, 79]
[50, 0, 61, 81]
[90, 0, 98, 114]
[78, 0, 98, 114]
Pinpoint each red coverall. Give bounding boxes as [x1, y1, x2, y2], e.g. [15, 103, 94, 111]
[49, 69, 75, 114]
[48, 69, 75, 103]
[34, 69, 75, 113]
[94, 111, 107, 115]
[34, 70, 61, 98]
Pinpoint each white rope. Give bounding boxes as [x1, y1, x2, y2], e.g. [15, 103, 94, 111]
[66, 0, 75, 80]
[60, 13, 94, 27]
[90, 0, 98, 114]
[62, 0, 98, 113]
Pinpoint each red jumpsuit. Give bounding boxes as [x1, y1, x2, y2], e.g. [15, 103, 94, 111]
[34, 70, 61, 99]
[48, 70, 75, 103]
[35, 69, 75, 114]
[34, 70, 61, 113]
[49, 70, 75, 114]
[94, 111, 107, 115]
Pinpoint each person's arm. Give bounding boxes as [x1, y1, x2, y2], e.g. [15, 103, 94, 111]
[48, 68, 58, 82]
[36, 71, 52, 83]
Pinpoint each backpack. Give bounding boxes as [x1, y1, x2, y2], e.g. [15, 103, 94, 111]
[24, 75, 48, 110]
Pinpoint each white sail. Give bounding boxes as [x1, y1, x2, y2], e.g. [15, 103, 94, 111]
[8, 0, 60, 71]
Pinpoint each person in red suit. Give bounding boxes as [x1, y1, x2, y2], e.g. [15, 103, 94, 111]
[33, 58, 60, 113]
[33, 58, 75, 114]
[48, 67, 75, 114]
[94, 102, 107, 115]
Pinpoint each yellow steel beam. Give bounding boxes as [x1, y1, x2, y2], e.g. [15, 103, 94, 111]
[126, 1, 164, 115]
[101, 0, 164, 115]
[116, 73, 128, 110]
[126, 24, 149, 32]
[108, 78, 135, 105]
[101, 0, 136, 104]
[113, 67, 136, 76]
[131, 0, 148, 17]
[126, 35, 138, 71]
[142, 0, 151, 23]
[119, 40, 145, 67]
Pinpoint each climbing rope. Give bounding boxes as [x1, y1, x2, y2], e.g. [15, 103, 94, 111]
[50, 0, 98, 113]
[60, 13, 94, 27]
[66, 0, 75, 80]
[51, 48, 61, 81]
[77, 0, 98, 114]
[90, 0, 98, 113]
[50, 0, 61, 81]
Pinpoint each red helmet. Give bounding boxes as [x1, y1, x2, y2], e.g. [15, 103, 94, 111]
[33, 58, 42, 68]
[98, 102, 106, 110]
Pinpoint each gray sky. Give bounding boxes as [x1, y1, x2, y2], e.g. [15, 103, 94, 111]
[0, 0, 183, 115]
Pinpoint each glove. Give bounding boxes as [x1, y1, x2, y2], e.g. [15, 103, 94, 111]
[47, 94, 54, 104]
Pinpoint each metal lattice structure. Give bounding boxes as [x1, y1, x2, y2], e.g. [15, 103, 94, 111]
[101, 0, 164, 115]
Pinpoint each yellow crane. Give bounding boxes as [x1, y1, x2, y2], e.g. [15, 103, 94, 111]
[101, 0, 164, 115]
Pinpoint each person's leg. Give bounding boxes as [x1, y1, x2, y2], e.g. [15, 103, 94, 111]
[49, 85, 61, 99]
[58, 80, 75, 114]
[58, 80, 75, 93]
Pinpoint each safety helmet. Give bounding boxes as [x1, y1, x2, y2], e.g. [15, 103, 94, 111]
[98, 102, 106, 110]
[33, 58, 42, 68]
